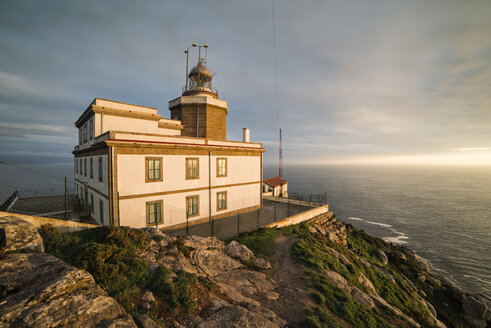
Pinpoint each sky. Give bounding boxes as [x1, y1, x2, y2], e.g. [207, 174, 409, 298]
[0, 0, 490, 166]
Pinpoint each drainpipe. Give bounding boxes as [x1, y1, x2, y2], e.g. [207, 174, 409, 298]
[209, 151, 213, 235]
[110, 147, 114, 225]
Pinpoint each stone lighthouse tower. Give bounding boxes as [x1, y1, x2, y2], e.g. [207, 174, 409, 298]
[169, 45, 228, 140]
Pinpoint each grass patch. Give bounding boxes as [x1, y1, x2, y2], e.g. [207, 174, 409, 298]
[230, 223, 307, 257]
[39, 224, 212, 320]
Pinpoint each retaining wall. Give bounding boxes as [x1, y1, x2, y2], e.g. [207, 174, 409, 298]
[0, 211, 97, 233]
[264, 204, 330, 228]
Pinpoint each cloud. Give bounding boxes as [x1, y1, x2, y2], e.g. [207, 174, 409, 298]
[0, 0, 490, 166]
[452, 147, 490, 152]
[0, 122, 71, 138]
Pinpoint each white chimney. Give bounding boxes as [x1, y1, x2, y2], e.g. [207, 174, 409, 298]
[242, 128, 250, 142]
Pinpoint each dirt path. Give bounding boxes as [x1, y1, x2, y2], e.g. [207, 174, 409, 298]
[268, 234, 315, 326]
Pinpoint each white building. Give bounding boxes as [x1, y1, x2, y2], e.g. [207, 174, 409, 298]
[73, 58, 265, 229]
[263, 177, 288, 198]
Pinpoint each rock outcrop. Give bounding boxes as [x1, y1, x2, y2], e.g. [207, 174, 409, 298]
[0, 215, 44, 253]
[133, 232, 283, 327]
[0, 252, 136, 327]
[308, 213, 347, 246]
[2, 213, 487, 328]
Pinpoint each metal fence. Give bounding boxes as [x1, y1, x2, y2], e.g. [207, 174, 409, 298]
[0, 161, 91, 221]
[165, 197, 325, 239]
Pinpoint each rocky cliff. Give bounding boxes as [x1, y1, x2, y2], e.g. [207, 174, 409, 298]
[0, 214, 489, 328]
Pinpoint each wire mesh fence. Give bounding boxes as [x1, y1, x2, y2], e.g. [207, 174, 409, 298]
[0, 161, 90, 221]
[165, 197, 325, 239]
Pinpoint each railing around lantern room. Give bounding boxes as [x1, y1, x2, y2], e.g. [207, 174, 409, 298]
[182, 84, 219, 96]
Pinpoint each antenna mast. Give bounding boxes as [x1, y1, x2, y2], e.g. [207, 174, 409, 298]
[272, 0, 282, 179]
[279, 128, 283, 178]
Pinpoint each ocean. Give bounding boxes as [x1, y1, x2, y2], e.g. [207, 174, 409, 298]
[265, 164, 491, 298]
[1, 162, 489, 297]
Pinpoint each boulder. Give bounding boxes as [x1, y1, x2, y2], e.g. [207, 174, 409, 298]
[189, 249, 243, 277]
[357, 257, 371, 268]
[252, 257, 272, 270]
[425, 300, 437, 318]
[464, 314, 487, 328]
[357, 273, 377, 295]
[462, 295, 488, 320]
[157, 253, 199, 275]
[413, 253, 430, 272]
[475, 294, 491, 321]
[326, 246, 352, 265]
[203, 294, 231, 317]
[225, 241, 254, 261]
[184, 235, 224, 250]
[370, 294, 421, 328]
[0, 252, 137, 327]
[140, 228, 175, 248]
[350, 287, 375, 310]
[215, 282, 260, 308]
[198, 305, 279, 328]
[324, 270, 351, 292]
[312, 224, 327, 236]
[214, 270, 275, 298]
[0, 215, 44, 253]
[134, 314, 160, 328]
[376, 249, 389, 265]
[139, 290, 156, 311]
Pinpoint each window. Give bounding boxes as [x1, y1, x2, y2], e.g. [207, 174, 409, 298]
[98, 157, 103, 182]
[146, 200, 163, 225]
[186, 158, 199, 179]
[84, 158, 87, 177]
[90, 193, 94, 214]
[89, 118, 94, 141]
[217, 158, 227, 177]
[79, 160, 82, 175]
[217, 191, 227, 211]
[79, 128, 82, 144]
[75, 159, 78, 174]
[145, 157, 162, 182]
[83, 124, 88, 143]
[100, 200, 104, 223]
[90, 158, 93, 179]
[186, 195, 199, 217]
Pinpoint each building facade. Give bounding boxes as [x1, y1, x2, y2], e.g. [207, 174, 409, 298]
[263, 177, 288, 198]
[73, 58, 265, 229]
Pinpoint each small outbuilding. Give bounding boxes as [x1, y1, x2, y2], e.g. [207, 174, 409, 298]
[262, 177, 288, 198]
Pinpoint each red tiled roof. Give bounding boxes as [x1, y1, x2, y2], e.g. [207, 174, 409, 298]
[263, 176, 288, 187]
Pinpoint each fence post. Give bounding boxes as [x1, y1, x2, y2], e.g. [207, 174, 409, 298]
[117, 192, 120, 227]
[287, 198, 290, 217]
[64, 176, 67, 220]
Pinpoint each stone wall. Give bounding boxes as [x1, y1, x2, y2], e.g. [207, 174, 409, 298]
[0, 211, 97, 233]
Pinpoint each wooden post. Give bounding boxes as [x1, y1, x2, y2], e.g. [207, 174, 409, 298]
[237, 213, 240, 235]
[64, 176, 67, 220]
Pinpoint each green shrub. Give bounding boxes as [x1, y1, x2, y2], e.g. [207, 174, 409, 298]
[149, 267, 197, 314]
[38, 224, 77, 257]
